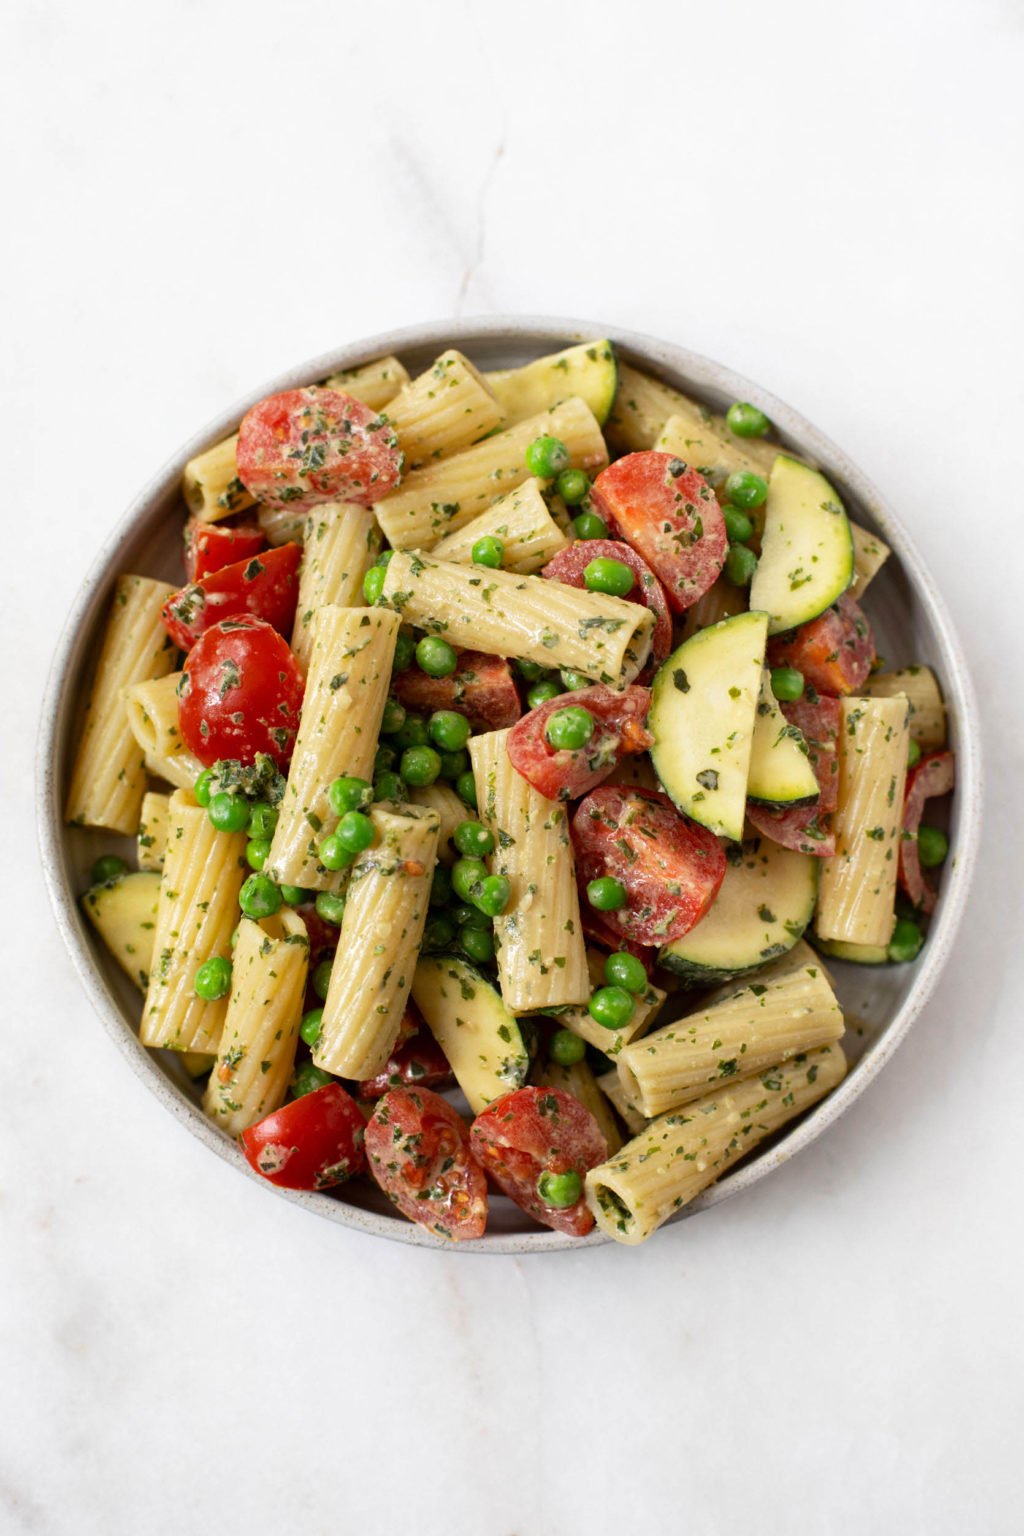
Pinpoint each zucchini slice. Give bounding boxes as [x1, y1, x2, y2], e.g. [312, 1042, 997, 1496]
[747, 669, 818, 806]
[749, 454, 854, 634]
[649, 611, 768, 841]
[486, 341, 617, 426]
[659, 836, 818, 985]
[81, 870, 161, 991]
[411, 953, 530, 1113]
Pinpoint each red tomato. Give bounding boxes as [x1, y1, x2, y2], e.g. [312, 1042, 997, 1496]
[507, 684, 652, 801]
[236, 387, 403, 511]
[767, 594, 875, 696]
[390, 651, 522, 731]
[470, 1086, 607, 1238]
[365, 1088, 487, 1242]
[358, 1031, 454, 1098]
[162, 543, 302, 651]
[183, 518, 265, 582]
[240, 1083, 366, 1191]
[899, 750, 955, 914]
[571, 785, 726, 947]
[178, 615, 304, 768]
[542, 539, 673, 674]
[590, 452, 727, 613]
[579, 907, 652, 973]
[747, 693, 842, 857]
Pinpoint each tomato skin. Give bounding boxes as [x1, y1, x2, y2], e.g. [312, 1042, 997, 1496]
[542, 539, 673, 674]
[766, 594, 875, 696]
[237, 387, 403, 511]
[184, 518, 265, 582]
[507, 684, 652, 801]
[579, 907, 653, 972]
[358, 1031, 454, 1098]
[590, 452, 727, 613]
[390, 651, 522, 731]
[240, 1083, 366, 1190]
[162, 543, 302, 651]
[365, 1088, 487, 1242]
[899, 750, 955, 915]
[747, 693, 842, 857]
[571, 785, 726, 947]
[178, 615, 304, 768]
[470, 1086, 607, 1237]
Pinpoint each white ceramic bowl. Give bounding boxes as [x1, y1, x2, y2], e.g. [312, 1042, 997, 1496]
[37, 317, 983, 1253]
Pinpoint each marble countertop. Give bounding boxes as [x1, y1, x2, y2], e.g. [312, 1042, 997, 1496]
[4, 2, 1022, 1532]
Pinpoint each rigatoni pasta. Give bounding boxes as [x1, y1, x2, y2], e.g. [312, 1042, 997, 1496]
[385, 350, 504, 467]
[137, 791, 170, 872]
[323, 354, 411, 411]
[554, 949, 666, 1056]
[866, 666, 946, 748]
[122, 672, 187, 759]
[430, 478, 569, 573]
[290, 504, 383, 671]
[183, 434, 255, 523]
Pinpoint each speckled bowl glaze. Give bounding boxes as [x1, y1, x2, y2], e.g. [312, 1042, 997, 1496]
[37, 317, 983, 1253]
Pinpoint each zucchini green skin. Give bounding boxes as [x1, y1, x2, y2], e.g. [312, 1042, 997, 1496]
[810, 933, 890, 965]
[749, 454, 854, 635]
[487, 341, 618, 426]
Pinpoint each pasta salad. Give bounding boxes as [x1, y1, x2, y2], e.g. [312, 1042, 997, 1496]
[68, 339, 955, 1246]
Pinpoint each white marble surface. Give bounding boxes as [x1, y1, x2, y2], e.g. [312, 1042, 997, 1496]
[3, 2, 1023, 1531]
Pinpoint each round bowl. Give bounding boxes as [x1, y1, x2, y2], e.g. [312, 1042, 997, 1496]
[37, 316, 983, 1253]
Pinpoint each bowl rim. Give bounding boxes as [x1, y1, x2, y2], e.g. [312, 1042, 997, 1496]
[36, 313, 984, 1254]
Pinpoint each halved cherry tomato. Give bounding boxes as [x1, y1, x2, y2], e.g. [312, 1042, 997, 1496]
[358, 1031, 454, 1098]
[470, 1086, 607, 1237]
[767, 594, 875, 696]
[162, 543, 302, 651]
[899, 750, 955, 914]
[590, 452, 727, 613]
[183, 518, 265, 582]
[542, 539, 673, 674]
[507, 684, 652, 801]
[747, 693, 842, 857]
[390, 650, 522, 731]
[240, 1082, 366, 1190]
[579, 907, 652, 972]
[365, 1088, 487, 1242]
[571, 785, 726, 947]
[178, 615, 304, 768]
[237, 387, 403, 511]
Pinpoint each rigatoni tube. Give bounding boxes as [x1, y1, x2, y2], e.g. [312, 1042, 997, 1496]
[865, 666, 945, 749]
[137, 791, 170, 872]
[385, 350, 504, 467]
[122, 672, 186, 759]
[430, 479, 569, 574]
[555, 949, 666, 1057]
[323, 354, 411, 411]
[291, 504, 383, 672]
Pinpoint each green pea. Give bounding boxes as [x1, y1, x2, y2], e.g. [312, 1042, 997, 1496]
[556, 468, 589, 506]
[328, 776, 372, 817]
[888, 917, 924, 964]
[393, 630, 415, 672]
[336, 811, 375, 854]
[291, 1063, 333, 1100]
[362, 565, 386, 604]
[400, 746, 442, 787]
[374, 548, 395, 568]
[246, 836, 271, 871]
[312, 960, 333, 1001]
[247, 801, 278, 839]
[472, 535, 504, 568]
[586, 876, 627, 911]
[549, 1028, 585, 1066]
[193, 955, 232, 1001]
[454, 820, 495, 858]
[604, 951, 647, 994]
[588, 985, 635, 1031]
[907, 739, 922, 768]
[416, 636, 458, 679]
[429, 710, 471, 752]
[725, 543, 758, 586]
[452, 857, 487, 903]
[438, 748, 469, 781]
[584, 557, 635, 598]
[423, 913, 456, 951]
[724, 470, 769, 508]
[381, 697, 407, 736]
[455, 771, 478, 809]
[318, 833, 354, 872]
[239, 873, 283, 919]
[193, 769, 214, 808]
[525, 434, 570, 478]
[536, 1169, 582, 1208]
[299, 1008, 323, 1047]
[430, 864, 454, 907]
[545, 705, 595, 751]
[726, 401, 771, 438]
[475, 874, 511, 917]
[770, 667, 805, 703]
[515, 659, 545, 683]
[573, 511, 608, 541]
[392, 714, 430, 751]
[374, 744, 398, 777]
[373, 771, 405, 802]
[208, 791, 249, 833]
[527, 680, 563, 709]
[280, 884, 311, 907]
[559, 669, 590, 692]
[917, 825, 949, 869]
[451, 903, 491, 931]
[723, 506, 755, 544]
[459, 923, 495, 964]
[314, 891, 347, 927]
[91, 854, 127, 884]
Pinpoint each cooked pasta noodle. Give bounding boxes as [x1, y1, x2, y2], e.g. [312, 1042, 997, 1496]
[385, 350, 504, 466]
[291, 504, 383, 671]
[537, 1058, 624, 1155]
[137, 790, 170, 872]
[865, 666, 946, 748]
[849, 522, 891, 599]
[554, 949, 666, 1056]
[122, 672, 186, 759]
[430, 478, 569, 574]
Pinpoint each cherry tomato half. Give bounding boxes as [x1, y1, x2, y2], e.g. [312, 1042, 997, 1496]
[899, 750, 955, 915]
[240, 1082, 366, 1190]
[766, 593, 875, 697]
[183, 518, 265, 582]
[542, 539, 672, 675]
[470, 1086, 607, 1237]
[390, 650, 522, 732]
[507, 684, 652, 802]
[358, 1030, 455, 1099]
[162, 543, 302, 651]
[365, 1087, 487, 1242]
[237, 387, 403, 511]
[178, 615, 304, 768]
